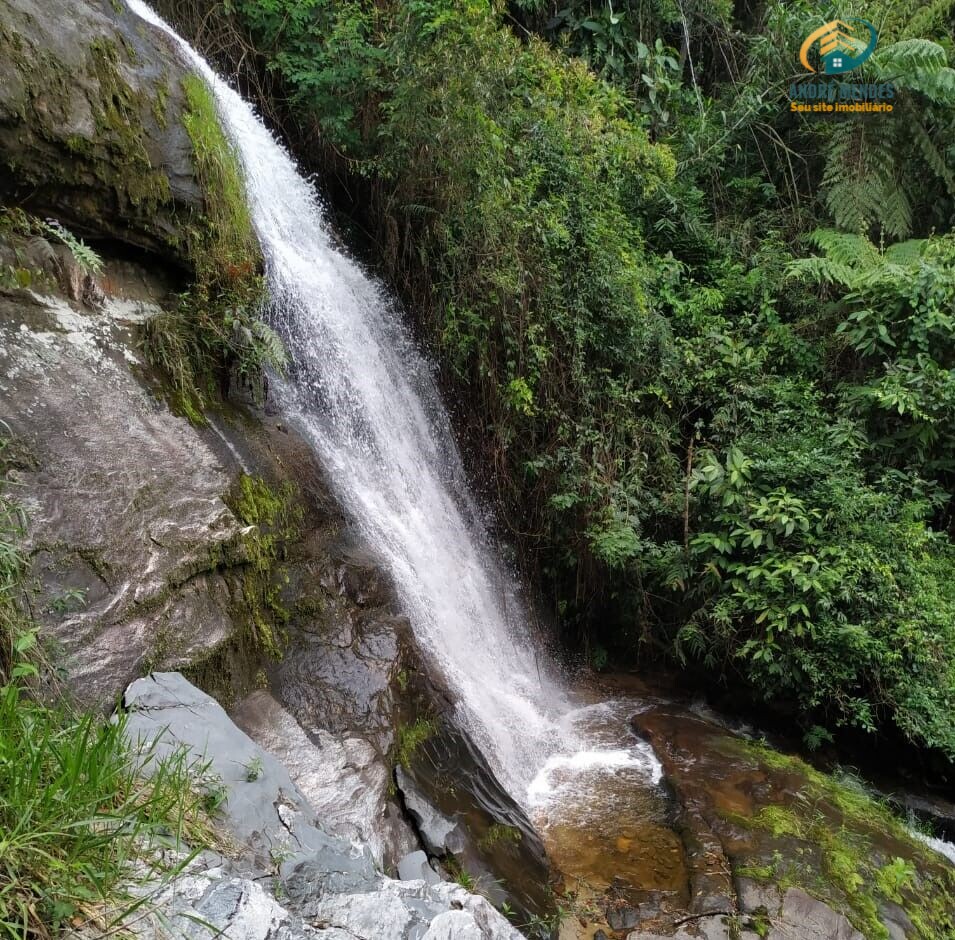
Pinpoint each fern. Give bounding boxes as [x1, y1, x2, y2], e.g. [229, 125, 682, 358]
[789, 230, 930, 288]
[822, 127, 911, 238]
[876, 38, 948, 74]
[911, 120, 955, 195]
[884, 239, 928, 265]
[225, 312, 287, 376]
[39, 219, 104, 276]
[249, 319, 288, 373]
[786, 255, 854, 286]
[806, 230, 879, 267]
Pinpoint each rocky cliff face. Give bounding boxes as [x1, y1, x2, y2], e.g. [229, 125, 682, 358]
[0, 0, 204, 262]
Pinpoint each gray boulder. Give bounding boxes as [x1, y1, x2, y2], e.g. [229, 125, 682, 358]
[395, 765, 466, 856]
[124, 672, 377, 884]
[122, 673, 525, 940]
[397, 850, 442, 886]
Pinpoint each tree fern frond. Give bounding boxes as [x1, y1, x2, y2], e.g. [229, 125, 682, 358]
[878, 174, 914, 239]
[911, 119, 955, 194]
[806, 229, 879, 266]
[786, 255, 855, 286]
[822, 126, 913, 238]
[876, 38, 948, 74]
[902, 65, 955, 102]
[884, 239, 927, 265]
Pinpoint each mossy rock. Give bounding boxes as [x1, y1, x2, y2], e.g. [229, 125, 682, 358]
[0, 0, 259, 276]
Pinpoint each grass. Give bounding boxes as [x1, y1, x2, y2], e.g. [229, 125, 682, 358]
[0, 684, 215, 938]
[395, 718, 436, 769]
[0, 453, 215, 939]
[477, 823, 522, 853]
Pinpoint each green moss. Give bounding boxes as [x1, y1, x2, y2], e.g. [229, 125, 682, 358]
[182, 475, 303, 704]
[395, 718, 436, 768]
[750, 806, 803, 840]
[88, 38, 172, 211]
[180, 73, 258, 287]
[152, 77, 170, 129]
[224, 474, 302, 661]
[724, 738, 955, 940]
[734, 862, 776, 882]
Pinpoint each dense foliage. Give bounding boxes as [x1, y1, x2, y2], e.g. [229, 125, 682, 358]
[163, 0, 955, 759]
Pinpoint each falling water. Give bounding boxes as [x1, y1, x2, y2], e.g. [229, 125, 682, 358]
[128, 1, 660, 808]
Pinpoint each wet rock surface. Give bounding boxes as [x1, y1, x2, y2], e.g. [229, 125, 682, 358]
[543, 693, 954, 940]
[119, 673, 524, 940]
[0, 276, 244, 708]
[393, 668, 554, 919]
[233, 688, 416, 869]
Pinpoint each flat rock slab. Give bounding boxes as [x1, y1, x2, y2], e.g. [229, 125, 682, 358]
[233, 689, 416, 868]
[767, 888, 864, 940]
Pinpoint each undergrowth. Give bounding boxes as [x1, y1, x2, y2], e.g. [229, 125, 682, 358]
[395, 717, 436, 769]
[0, 442, 215, 939]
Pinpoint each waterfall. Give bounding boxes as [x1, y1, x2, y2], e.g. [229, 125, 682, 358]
[128, 1, 660, 808]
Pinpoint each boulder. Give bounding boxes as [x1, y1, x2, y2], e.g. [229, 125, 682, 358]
[397, 850, 442, 885]
[121, 673, 526, 940]
[396, 765, 466, 856]
[0, 0, 204, 261]
[233, 689, 415, 868]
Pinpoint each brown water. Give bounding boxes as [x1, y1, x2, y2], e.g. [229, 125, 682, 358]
[524, 676, 955, 939]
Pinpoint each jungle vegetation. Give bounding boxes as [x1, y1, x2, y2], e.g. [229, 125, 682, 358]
[158, 0, 955, 761]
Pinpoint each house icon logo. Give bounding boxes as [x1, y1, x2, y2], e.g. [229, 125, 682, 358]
[799, 18, 878, 75]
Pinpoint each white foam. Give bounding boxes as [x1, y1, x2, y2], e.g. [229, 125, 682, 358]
[917, 832, 955, 866]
